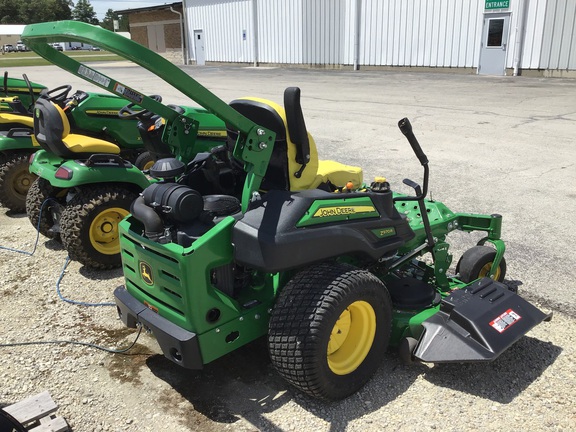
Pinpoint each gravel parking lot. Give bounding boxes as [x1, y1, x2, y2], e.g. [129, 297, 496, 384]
[1, 63, 575, 431]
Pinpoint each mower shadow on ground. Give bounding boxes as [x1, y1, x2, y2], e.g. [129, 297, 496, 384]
[422, 335, 561, 403]
[2, 209, 27, 218]
[143, 331, 560, 430]
[78, 266, 123, 281]
[43, 239, 64, 251]
[144, 340, 419, 431]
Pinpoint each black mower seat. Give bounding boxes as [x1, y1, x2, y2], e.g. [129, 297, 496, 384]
[33, 97, 120, 159]
[228, 88, 362, 192]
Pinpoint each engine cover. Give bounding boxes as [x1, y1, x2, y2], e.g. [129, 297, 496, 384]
[232, 189, 414, 272]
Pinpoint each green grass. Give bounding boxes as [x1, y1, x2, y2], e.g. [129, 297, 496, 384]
[0, 50, 123, 67]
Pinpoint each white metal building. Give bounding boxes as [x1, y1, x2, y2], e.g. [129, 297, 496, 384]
[182, 0, 576, 76]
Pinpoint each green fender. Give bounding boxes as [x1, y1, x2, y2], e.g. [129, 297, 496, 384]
[0, 135, 37, 153]
[29, 149, 151, 190]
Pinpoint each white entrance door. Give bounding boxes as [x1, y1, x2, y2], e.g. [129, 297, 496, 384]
[193, 30, 205, 66]
[478, 13, 510, 75]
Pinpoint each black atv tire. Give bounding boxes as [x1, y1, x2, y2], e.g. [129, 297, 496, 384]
[134, 151, 155, 171]
[26, 177, 66, 241]
[0, 152, 37, 212]
[59, 186, 137, 270]
[456, 245, 507, 283]
[268, 262, 392, 401]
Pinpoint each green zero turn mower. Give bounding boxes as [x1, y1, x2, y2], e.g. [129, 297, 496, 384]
[24, 21, 551, 401]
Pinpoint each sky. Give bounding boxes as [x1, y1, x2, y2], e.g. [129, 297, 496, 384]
[90, 1, 173, 20]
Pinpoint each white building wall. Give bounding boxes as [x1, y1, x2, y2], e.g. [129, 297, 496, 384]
[182, 0, 575, 72]
[185, 0, 254, 63]
[539, 0, 576, 70]
[257, 0, 303, 64]
[518, 0, 548, 69]
[302, 0, 347, 65]
[357, 0, 484, 68]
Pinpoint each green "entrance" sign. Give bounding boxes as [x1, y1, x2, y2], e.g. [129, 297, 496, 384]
[485, 0, 509, 9]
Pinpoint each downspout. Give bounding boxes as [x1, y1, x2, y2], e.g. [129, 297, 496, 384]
[169, 5, 186, 65]
[252, 0, 259, 67]
[513, 0, 528, 76]
[353, 0, 361, 70]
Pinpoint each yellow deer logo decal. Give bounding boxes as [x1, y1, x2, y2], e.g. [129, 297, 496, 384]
[139, 261, 154, 285]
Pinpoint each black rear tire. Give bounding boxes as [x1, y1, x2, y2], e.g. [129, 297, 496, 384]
[60, 186, 137, 269]
[0, 152, 36, 213]
[268, 262, 392, 400]
[25, 177, 66, 241]
[456, 245, 507, 283]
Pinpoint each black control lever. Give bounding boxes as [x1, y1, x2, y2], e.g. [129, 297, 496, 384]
[395, 118, 435, 251]
[398, 117, 428, 166]
[402, 178, 422, 196]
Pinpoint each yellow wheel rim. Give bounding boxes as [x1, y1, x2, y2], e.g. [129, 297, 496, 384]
[142, 160, 155, 170]
[327, 300, 376, 375]
[479, 262, 501, 280]
[13, 167, 37, 197]
[88, 207, 129, 255]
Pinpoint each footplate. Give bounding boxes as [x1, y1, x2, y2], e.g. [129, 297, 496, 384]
[414, 278, 551, 362]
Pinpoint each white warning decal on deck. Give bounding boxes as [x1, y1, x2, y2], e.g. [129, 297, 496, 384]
[490, 308, 521, 333]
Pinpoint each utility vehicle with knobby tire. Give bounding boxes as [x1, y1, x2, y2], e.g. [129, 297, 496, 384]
[0, 72, 48, 212]
[22, 23, 229, 269]
[24, 21, 551, 401]
[0, 72, 151, 213]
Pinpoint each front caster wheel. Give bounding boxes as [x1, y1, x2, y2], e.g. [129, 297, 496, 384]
[268, 262, 392, 400]
[60, 187, 137, 269]
[456, 245, 507, 283]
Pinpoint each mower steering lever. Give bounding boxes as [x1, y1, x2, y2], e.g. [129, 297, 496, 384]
[398, 117, 428, 166]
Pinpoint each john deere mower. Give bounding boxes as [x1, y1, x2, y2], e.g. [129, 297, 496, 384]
[0, 72, 47, 212]
[0, 72, 46, 113]
[0, 72, 148, 213]
[22, 24, 228, 269]
[23, 21, 550, 401]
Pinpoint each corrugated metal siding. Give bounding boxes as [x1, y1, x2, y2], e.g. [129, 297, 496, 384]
[519, 0, 548, 69]
[257, 0, 303, 63]
[185, 0, 253, 63]
[540, 0, 576, 70]
[302, 0, 346, 64]
[357, 0, 483, 68]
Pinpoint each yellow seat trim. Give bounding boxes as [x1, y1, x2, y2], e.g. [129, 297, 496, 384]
[0, 113, 34, 128]
[54, 103, 71, 137]
[315, 160, 363, 190]
[62, 133, 121, 155]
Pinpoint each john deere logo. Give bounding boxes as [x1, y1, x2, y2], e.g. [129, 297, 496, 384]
[139, 261, 153, 285]
[313, 205, 376, 218]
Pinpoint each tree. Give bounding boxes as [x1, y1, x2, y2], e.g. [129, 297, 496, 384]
[101, 9, 128, 32]
[52, 0, 74, 21]
[0, 0, 21, 24]
[1, 0, 72, 24]
[72, 0, 99, 25]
